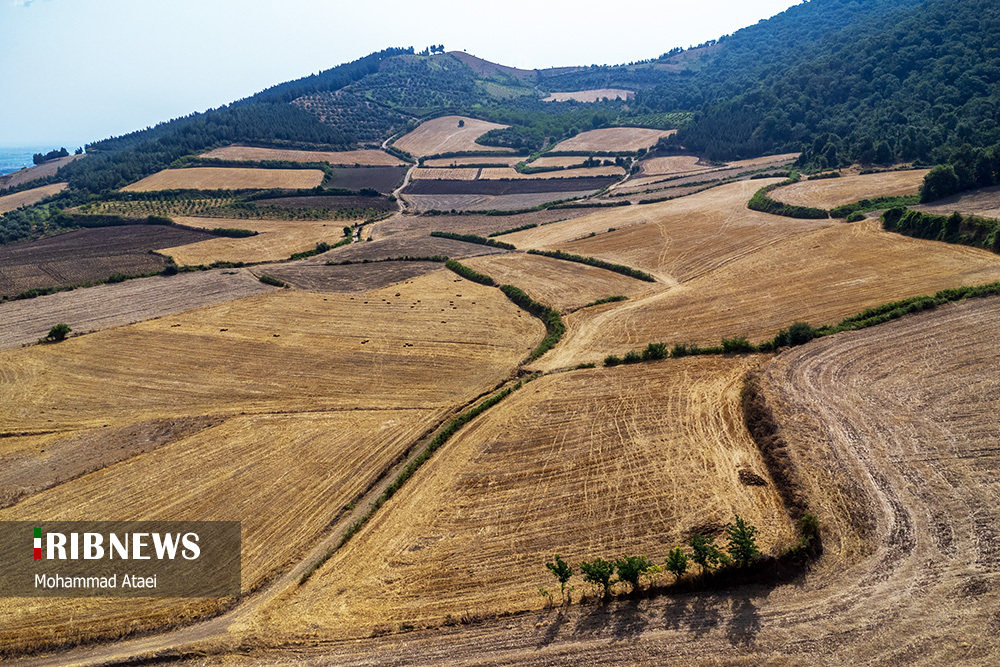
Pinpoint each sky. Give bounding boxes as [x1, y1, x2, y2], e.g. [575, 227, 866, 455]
[0, 0, 802, 148]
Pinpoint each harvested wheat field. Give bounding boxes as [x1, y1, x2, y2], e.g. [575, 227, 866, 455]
[543, 89, 634, 102]
[0, 155, 80, 191]
[122, 168, 324, 192]
[529, 156, 593, 168]
[411, 167, 480, 181]
[772, 169, 929, 209]
[423, 156, 522, 168]
[393, 116, 512, 157]
[0, 182, 67, 213]
[551, 128, 676, 153]
[198, 297, 1000, 667]
[260, 261, 443, 293]
[372, 208, 592, 241]
[478, 166, 624, 180]
[533, 218, 1000, 370]
[250, 357, 795, 642]
[0, 268, 275, 349]
[404, 191, 597, 213]
[157, 216, 357, 265]
[0, 271, 542, 653]
[461, 252, 657, 311]
[199, 146, 404, 166]
[914, 183, 1000, 218]
[639, 155, 712, 177]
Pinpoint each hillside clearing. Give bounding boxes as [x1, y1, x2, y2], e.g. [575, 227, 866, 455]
[251, 358, 794, 642]
[551, 128, 676, 153]
[0, 155, 80, 191]
[772, 170, 929, 209]
[0, 183, 67, 214]
[122, 168, 325, 192]
[393, 116, 512, 156]
[198, 146, 404, 166]
[411, 167, 480, 181]
[543, 89, 634, 102]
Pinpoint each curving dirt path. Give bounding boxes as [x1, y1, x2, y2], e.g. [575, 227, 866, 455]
[14, 297, 1000, 665]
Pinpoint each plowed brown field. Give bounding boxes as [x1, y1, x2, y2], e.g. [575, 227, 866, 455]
[198, 146, 404, 166]
[479, 166, 624, 180]
[122, 168, 324, 192]
[772, 170, 929, 209]
[250, 358, 795, 642]
[393, 116, 512, 156]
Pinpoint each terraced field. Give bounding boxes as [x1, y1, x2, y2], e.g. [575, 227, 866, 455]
[158, 216, 356, 265]
[0, 271, 542, 654]
[250, 357, 795, 642]
[199, 146, 404, 166]
[122, 168, 324, 192]
[772, 169, 929, 209]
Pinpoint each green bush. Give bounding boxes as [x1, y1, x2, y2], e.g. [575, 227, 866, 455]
[526, 249, 655, 282]
[499, 284, 565, 361]
[445, 260, 496, 286]
[846, 211, 866, 222]
[663, 548, 688, 581]
[258, 274, 287, 287]
[721, 336, 754, 354]
[430, 231, 516, 250]
[580, 558, 615, 598]
[604, 355, 622, 367]
[46, 323, 71, 342]
[641, 342, 668, 361]
[725, 515, 761, 567]
[615, 555, 652, 591]
[747, 178, 830, 219]
[210, 227, 258, 238]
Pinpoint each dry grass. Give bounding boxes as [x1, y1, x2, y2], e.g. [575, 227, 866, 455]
[404, 191, 597, 213]
[0, 271, 542, 653]
[0, 155, 80, 191]
[462, 252, 657, 312]
[411, 167, 480, 181]
[543, 89, 634, 103]
[551, 128, 676, 153]
[914, 183, 1000, 218]
[251, 357, 794, 642]
[638, 155, 710, 177]
[0, 183, 67, 213]
[0, 268, 275, 350]
[393, 116, 512, 157]
[478, 166, 624, 180]
[772, 170, 929, 209]
[530, 156, 592, 168]
[199, 146, 404, 166]
[157, 216, 358, 265]
[122, 168, 324, 192]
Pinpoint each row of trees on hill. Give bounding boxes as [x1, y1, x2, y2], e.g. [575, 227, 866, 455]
[32, 148, 68, 165]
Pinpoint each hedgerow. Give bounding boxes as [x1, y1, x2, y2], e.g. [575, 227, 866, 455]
[430, 231, 516, 250]
[526, 249, 655, 282]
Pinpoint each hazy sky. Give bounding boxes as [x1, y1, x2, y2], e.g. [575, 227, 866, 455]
[0, 0, 801, 148]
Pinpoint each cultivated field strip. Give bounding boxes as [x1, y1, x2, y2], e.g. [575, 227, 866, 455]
[411, 167, 480, 181]
[198, 146, 404, 166]
[0, 183, 67, 214]
[461, 253, 657, 312]
[551, 128, 676, 153]
[423, 156, 523, 168]
[542, 89, 634, 102]
[404, 191, 597, 213]
[914, 183, 1000, 218]
[122, 168, 325, 192]
[534, 218, 1000, 369]
[478, 166, 625, 180]
[0, 268, 276, 350]
[157, 216, 360, 265]
[251, 358, 795, 642]
[371, 209, 592, 241]
[771, 170, 929, 209]
[393, 116, 512, 157]
[0, 272, 543, 434]
[0, 155, 80, 191]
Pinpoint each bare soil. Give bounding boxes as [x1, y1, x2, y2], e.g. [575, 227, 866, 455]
[0, 225, 213, 298]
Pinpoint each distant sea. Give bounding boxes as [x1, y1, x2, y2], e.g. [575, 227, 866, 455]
[0, 146, 78, 176]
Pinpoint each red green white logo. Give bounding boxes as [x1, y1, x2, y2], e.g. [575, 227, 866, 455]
[34, 527, 41, 559]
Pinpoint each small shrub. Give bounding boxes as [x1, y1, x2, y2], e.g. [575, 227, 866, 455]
[46, 323, 71, 342]
[641, 342, 668, 361]
[725, 515, 761, 567]
[846, 211, 865, 222]
[604, 355, 622, 367]
[580, 558, 615, 598]
[664, 548, 688, 581]
[721, 336, 754, 354]
[107, 272, 128, 284]
[615, 555, 652, 591]
[545, 555, 573, 599]
[689, 533, 727, 573]
[258, 274, 287, 287]
[622, 350, 642, 364]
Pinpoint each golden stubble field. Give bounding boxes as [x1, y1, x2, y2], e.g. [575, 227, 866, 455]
[0, 270, 543, 653]
[198, 146, 404, 166]
[543, 89, 634, 102]
[393, 116, 512, 156]
[157, 216, 358, 265]
[122, 168, 325, 192]
[772, 169, 929, 209]
[551, 128, 677, 153]
[248, 357, 795, 643]
[478, 166, 625, 180]
[0, 183, 68, 214]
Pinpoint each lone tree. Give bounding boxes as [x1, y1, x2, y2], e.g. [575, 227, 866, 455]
[545, 555, 573, 600]
[726, 515, 761, 567]
[615, 555, 652, 592]
[580, 557, 614, 599]
[689, 533, 727, 573]
[46, 323, 71, 342]
[664, 547, 688, 581]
